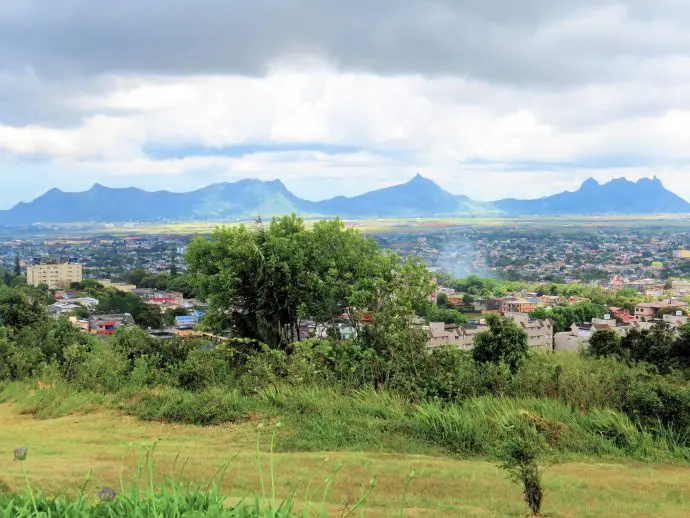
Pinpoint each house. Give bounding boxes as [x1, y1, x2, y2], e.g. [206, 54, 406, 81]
[175, 315, 196, 330]
[482, 299, 504, 314]
[634, 299, 688, 321]
[609, 307, 634, 322]
[447, 294, 465, 307]
[502, 298, 538, 314]
[541, 295, 564, 306]
[554, 313, 688, 352]
[46, 302, 82, 318]
[89, 314, 134, 335]
[68, 316, 90, 334]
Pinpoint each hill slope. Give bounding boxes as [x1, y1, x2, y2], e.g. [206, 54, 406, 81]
[310, 173, 492, 217]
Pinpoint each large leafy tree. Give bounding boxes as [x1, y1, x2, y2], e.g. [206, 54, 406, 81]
[187, 216, 311, 346]
[187, 215, 434, 349]
[0, 286, 46, 332]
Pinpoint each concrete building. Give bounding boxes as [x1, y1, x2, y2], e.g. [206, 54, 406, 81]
[505, 312, 553, 349]
[634, 299, 688, 321]
[427, 322, 486, 350]
[502, 297, 539, 314]
[27, 259, 83, 289]
[428, 312, 552, 351]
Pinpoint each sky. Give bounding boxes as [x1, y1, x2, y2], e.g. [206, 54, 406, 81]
[2, 0, 690, 209]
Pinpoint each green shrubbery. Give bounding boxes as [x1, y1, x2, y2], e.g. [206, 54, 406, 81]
[1, 309, 689, 458]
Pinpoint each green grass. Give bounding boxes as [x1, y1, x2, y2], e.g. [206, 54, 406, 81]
[2, 399, 690, 517]
[2, 381, 688, 463]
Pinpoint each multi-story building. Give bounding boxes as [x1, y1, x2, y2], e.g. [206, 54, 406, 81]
[505, 312, 553, 349]
[634, 299, 688, 321]
[428, 312, 552, 351]
[27, 259, 83, 289]
[502, 298, 539, 314]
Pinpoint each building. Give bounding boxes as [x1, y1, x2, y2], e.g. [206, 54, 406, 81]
[175, 315, 196, 330]
[427, 322, 486, 350]
[634, 299, 689, 321]
[46, 302, 82, 318]
[502, 298, 539, 314]
[673, 250, 690, 259]
[89, 314, 134, 335]
[609, 307, 635, 322]
[504, 313, 553, 349]
[428, 313, 552, 351]
[27, 259, 83, 289]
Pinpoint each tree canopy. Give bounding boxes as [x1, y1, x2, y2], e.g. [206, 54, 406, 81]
[186, 216, 434, 349]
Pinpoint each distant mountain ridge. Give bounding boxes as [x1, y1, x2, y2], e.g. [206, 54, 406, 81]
[493, 176, 690, 215]
[1, 174, 688, 225]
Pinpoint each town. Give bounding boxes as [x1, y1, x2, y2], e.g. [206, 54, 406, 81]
[9, 235, 690, 356]
[4, 224, 690, 287]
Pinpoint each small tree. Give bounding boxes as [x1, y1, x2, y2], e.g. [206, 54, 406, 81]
[13, 254, 21, 277]
[588, 328, 622, 358]
[497, 414, 545, 516]
[472, 314, 528, 373]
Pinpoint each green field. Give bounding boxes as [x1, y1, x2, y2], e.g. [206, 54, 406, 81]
[2, 375, 690, 518]
[2, 403, 690, 517]
[10, 214, 690, 239]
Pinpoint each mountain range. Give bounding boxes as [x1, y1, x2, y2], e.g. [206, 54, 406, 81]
[1, 174, 688, 225]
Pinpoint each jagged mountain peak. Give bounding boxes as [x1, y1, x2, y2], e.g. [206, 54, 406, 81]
[496, 175, 690, 215]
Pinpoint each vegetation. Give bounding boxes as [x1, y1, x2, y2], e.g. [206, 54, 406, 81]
[529, 302, 605, 332]
[3, 403, 690, 517]
[2, 215, 690, 515]
[496, 413, 545, 516]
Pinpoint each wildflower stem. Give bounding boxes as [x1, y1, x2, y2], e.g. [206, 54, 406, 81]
[21, 460, 38, 516]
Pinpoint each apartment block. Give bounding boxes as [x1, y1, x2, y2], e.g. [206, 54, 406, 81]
[27, 260, 83, 289]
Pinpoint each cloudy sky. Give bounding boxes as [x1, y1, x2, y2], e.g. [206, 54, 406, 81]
[1, 0, 690, 208]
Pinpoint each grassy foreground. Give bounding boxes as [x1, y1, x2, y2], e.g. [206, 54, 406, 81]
[2, 404, 690, 517]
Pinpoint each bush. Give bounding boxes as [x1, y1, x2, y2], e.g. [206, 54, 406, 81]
[129, 386, 246, 425]
[172, 348, 234, 390]
[74, 344, 130, 393]
[496, 414, 545, 517]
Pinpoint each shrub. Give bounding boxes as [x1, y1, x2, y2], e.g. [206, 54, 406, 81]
[496, 412, 545, 516]
[129, 386, 246, 425]
[74, 343, 130, 393]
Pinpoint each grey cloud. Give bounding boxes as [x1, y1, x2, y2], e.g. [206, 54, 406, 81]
[0, 0, 681, 86]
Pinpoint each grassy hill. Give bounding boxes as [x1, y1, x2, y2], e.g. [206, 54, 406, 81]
[1, 384, 690, 517]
